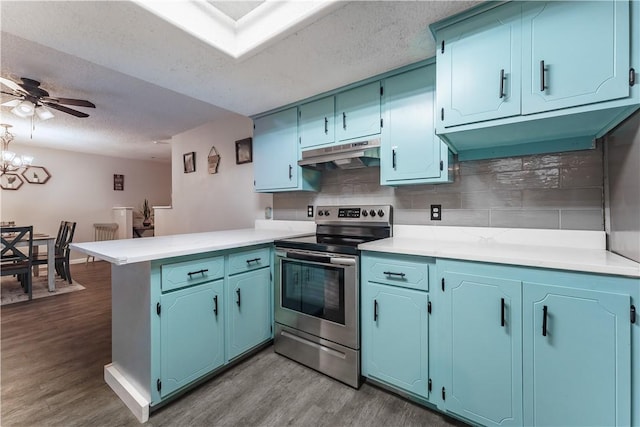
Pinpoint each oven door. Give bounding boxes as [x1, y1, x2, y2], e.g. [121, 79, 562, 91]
[274, 248, 359, 350]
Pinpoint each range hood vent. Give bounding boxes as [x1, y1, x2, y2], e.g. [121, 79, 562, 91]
[298, 138, 381, 170]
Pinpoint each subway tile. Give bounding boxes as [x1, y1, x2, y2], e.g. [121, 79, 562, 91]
[494, 169, 560, 190]
[522, 188, 602, 208]
[273, 209, 298, 221]
[438, 209, 490, 227]
[522, 147, 602, 170]
[560, 166, 603, 188]
[423, 192, 462, 209]
[461, 190, 522, 209]
[394, 209, 432, 225]
[490, 209, 560, 229]
[560, 209, 604, 231]
[459, 157, 523, 175]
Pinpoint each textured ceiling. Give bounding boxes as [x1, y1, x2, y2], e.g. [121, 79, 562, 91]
[0, 1, 480, 161]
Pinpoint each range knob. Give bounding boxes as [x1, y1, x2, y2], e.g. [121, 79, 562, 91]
[324, 210, 330, 216]
[318, 210, 324, 216]
[369, 209, 376, 217]
[362, 210, 368, 217]
[377, 209, 385, 217]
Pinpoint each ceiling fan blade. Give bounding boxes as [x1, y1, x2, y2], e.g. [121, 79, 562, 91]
[1, 99, 21, 107]
[0, 77, 25, 93]
[43, 97, 95, 108]
[43, 102, 90, 118]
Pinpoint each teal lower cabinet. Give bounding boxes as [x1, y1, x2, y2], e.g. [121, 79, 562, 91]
[361, 252, 432, 400]
[361, 282, 429, 398]
[159, 279, 225, 398]
[439, 264, 523, 426]
[523, 282, 631, 427]
[226, 267, 272, 361]
[435, 260, 636, 427]
[149, 245, 274, 406]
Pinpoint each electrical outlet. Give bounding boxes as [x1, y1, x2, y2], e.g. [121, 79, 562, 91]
[430, 204, 442, 221]
[307, 205, 314, 217]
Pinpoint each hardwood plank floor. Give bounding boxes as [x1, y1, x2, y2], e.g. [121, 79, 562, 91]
[1, 261, 465, 426]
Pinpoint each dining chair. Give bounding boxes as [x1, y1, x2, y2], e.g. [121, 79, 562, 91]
[86, 223, 118, 264]
[1, 226, 34, 300]
[32, 221, 77, 284]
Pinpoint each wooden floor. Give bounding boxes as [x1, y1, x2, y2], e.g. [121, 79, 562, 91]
[1, 261, 465, 426]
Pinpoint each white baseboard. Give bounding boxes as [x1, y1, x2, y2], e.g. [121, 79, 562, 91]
[104, 363, 150, 423]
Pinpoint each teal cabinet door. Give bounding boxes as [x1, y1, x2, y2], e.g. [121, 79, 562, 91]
[436, 2, 522, 128]
[226, 267, 271, 361]
[361, 281, 429, 398]
[335, 81, 381, 141]
[381, 65, 451, 185]
[299, 96, 335, 149]
[159, 279, 224, 397]
[521, 0, 630, 115]
[523, 283, 631, 427]
[441, 270, 523, 427]
[253, 108, 299, 191]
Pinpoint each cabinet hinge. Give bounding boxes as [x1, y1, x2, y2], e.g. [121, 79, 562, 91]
[270, 272, 273, 282]
[271, 324, 273, 333]
[440, 108, 444, 121]
[380, 118, 383, 128]
[157, 378, 162, 392]
[253, 124, 255, 130]
[156, 302, 161, 316]
[441, 278, 445, 292]
[299, 136, 301, 144]
[630, 68, 636, 87]
[442, 386, 446, 400]
[441, 40, 445, 54]
[631, 305, 636, 324]
[440, 160, 444, 171]
[428, 378, 432, 392]
[298, 110, 301, 118]
[427, 301, 432, 314]
[380, 86, 384, 96]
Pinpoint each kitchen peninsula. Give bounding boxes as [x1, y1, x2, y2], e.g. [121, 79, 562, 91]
[70, 221, 313, 423]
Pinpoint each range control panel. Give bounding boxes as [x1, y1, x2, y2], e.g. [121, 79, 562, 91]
[316, 205, 392, 224]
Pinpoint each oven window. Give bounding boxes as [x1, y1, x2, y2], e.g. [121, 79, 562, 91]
[281, 260, 345, 325]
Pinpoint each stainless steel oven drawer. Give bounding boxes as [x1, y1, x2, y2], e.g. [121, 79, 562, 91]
[361, 253, 429, 291]
[274, 323, 361, 389]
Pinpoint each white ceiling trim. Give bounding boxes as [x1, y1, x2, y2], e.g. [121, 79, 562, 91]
[133, 0, 342, 60]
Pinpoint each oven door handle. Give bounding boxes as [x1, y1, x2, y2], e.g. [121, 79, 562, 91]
[279, 251, 356, 266]
[283, 252, 334, 264]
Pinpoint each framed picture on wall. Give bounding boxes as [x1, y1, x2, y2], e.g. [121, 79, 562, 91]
[183, 152, 196, 173]
[235, 138, 252, 164]
[113, 174, 124, 191]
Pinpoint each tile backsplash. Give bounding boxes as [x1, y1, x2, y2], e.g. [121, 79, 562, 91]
[273, 144, 604, 231]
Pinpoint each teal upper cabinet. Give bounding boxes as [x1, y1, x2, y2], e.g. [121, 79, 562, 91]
[521, 1, 630, 115]
[436, 2, 522, 127]
[299, 96, 335, 149]
[523, 282, 631, 427]
[253, 108, 319, 192]
[336, 81, 382, 142]
[430, 0, 639, 161]
[440, 264, 523, 427]
[381, 64, 453, 185]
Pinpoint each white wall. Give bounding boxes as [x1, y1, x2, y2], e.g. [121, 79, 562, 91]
[0, 145, 171, 258]
[160, 112, 272, 235]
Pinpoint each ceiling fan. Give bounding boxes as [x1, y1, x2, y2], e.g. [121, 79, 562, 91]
[0, 76, 95, 119]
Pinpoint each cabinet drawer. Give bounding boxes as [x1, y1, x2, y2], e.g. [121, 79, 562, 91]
[161, 257, 224, 292]
[362, 253, 429, 291]
[228, 247, 271, 275]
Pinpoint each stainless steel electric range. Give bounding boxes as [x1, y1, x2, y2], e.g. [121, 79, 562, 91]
[273, 205, 393, 388]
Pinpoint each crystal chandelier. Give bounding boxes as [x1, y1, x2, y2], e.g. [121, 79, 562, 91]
[1, 124, 33, 173]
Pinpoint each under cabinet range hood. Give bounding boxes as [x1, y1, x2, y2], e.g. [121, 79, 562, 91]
[298, 138, 381, 170]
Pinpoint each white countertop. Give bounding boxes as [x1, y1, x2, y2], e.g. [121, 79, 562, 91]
[359, 226, 640, 278]
[71, 225, 313, 266]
